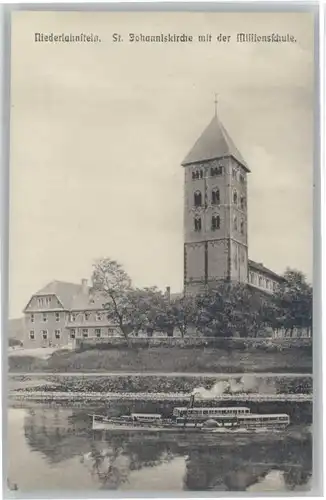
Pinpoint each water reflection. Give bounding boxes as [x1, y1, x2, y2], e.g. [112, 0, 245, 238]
[8, 403, 312, 492]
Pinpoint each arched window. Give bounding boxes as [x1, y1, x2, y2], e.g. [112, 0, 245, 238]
[194, 191, 202, 207]
[210, 165, 223, 177]
[194, 217, 202, 232]
[211, 215, 220, 231]
[240, 220, 244, 235]
[233, 190, 238, 205]
[233, 216, 237, 231]
[211, 188, 220, 205]
[240, 196, 245, 210]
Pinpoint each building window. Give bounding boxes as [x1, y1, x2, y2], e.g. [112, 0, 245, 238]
[82, 328, 88, 338]
[96, 313, 102, 321]
[240, 174, 245, 184]
[192, 169, 203, 180]
[240, 196, 245, 210]
[240, 220, 244, 235]
[29, 330, 35, 340]
[45, 297, 51, 307]
[55, 329, 61, 339]
[70, 313, 76, 322]
[42, 330, 48, 340]
[211, 215, 220, 231]
[84, 312, 90, 321]
[55, 312, 60, 322]
[233, 190, 238, 205]
[232, 168, 237, 179]
[266, 279, 270, 289]
[211, 166, 223, 177]
[42, 313, 47, 323]
[194, 217, 202, 232]
[37, 298, 43, 307]
[30, 314, 34, 323]
[70, 329, 76, 339]
[259, 277, 263, 287]
[95, 328, 101, 338]
[233, 216, 237, 231]
[194, 191, 202, 207]
[249, 272, 254, 283]
[211, 189, 220, 205]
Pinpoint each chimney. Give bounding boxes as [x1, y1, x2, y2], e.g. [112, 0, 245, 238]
[165, 286, 171, 301]
[81, 279, 88, 294]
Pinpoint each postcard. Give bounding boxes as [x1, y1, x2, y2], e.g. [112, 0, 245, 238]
[6, 7, 317, 496]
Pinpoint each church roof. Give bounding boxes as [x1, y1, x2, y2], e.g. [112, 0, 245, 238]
[248, 260, 285, 282]
[182, 115, 250, 172]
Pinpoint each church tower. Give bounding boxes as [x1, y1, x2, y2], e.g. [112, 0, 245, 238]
[182, 108, 250, 295]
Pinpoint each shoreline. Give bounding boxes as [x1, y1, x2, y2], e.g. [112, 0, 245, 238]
[9, 390, 313, 402]
[8, 371, 313, 378]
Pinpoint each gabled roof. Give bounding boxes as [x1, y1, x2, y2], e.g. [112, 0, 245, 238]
[182, 115, 250, 172]
[25, 280, 106, 312]
[33, 281, 82, 309]
[248, 260, 285, 282]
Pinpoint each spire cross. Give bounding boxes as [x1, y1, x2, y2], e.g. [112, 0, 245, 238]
[214, 93, 218, 116]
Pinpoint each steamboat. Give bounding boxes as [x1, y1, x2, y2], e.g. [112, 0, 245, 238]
[91, 395, 290, 433]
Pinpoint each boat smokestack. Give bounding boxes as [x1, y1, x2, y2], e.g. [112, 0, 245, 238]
[188, 394, 195, 408]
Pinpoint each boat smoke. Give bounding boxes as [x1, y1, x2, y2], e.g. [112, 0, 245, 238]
[192, 375, 276, 400]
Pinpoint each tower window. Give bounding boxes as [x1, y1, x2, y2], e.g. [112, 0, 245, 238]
[240, 174, 245, 184]
[233, 216, 238, 231]
[233, 191, 238, 205]
[194, 191, 202, 207]
[211, 189, 220, 205]
[240, 220, 244, 235]
[194, 217, 202, 232]
[232, 168, 237, 179]
[240, 196, 245, 210]
[192, 170, 203, 180]
[210, 166, 223, 177]
[211, 215, 220, 231]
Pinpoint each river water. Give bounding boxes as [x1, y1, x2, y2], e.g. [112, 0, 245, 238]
[7, 401, 312, 493]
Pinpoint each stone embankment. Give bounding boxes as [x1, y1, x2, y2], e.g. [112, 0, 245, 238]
[9, 390, 312, 403]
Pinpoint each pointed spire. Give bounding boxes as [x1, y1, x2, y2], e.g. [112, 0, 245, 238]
[181, 110, 250, 172]
[214, 93, 218, 117]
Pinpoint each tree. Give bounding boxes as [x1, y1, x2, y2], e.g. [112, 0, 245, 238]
[192, 282, 268, 338]
[91, 258, 134, 343]
[155, 295, 196, 337]
[272, 269, 313, 337]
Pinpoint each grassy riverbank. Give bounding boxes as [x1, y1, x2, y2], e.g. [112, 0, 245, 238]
[8, 344, 312, 374]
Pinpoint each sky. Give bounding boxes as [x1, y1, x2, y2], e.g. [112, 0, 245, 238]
[9, 11, 314, 318]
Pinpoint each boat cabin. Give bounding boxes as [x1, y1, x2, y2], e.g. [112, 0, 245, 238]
[236, 413, 290, 429]
[172, 407, 250, 420]
[131, 413, 162, 423]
